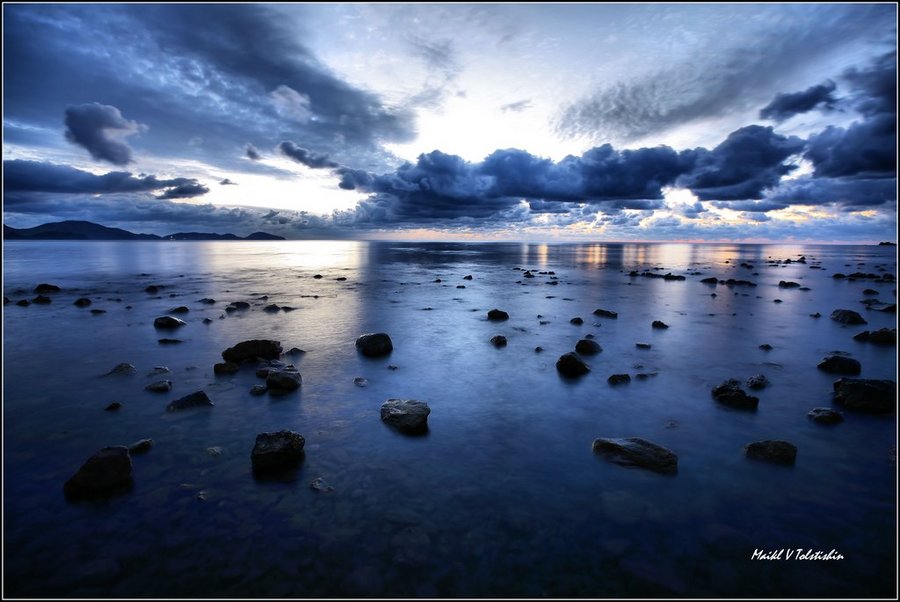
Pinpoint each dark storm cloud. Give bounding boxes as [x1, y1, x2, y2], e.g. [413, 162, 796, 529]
[763, 177, 895, 209]
[246, 144, 262, 161]
[676, 126, 804, 200]
[759, 81, 837, 121]
[842, 51, 896, 117]
[278, 141, 339, 169]
[711, 200, 789, 213]
[335, 167, 374, 191]
[4, 160, 207, 199]
[63, 103, 144, 165]
[156, 182, 210, 200]
[805, 114, 896, 179]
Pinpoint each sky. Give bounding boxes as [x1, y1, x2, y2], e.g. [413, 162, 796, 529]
[2, 3, 897, 242]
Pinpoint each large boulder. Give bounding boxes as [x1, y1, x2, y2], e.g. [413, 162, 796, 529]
[575, 339, 602, 355]
[745, 440, 797, 465]
[154, 316, 186, 329]
[487, 309, 509, 321]
[592, 437, 678, 474]
[712, 379, 759, 410]
[166, 390, 213, 412]
[833, 378, 896, 414]
[853, 328, 896, 345]
[266, 366, 302, 393]
[34, 283, 61, 294]
[355, 333, 393, 357]
[807, 408, 844, 424]
[556, 352, 590, 377]
[817, 355, 862, 375]
[829, 309, 867, 325]
[63, 446, 133, 501]
[222, 339, 283, 363]
[251, 430, 305, 472]
[380, 399, 431, 435]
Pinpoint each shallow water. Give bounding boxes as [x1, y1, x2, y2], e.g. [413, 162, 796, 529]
[3, 240, 896, 597]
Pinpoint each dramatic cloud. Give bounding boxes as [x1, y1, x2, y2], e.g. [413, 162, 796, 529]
[759, 81, 837, 121]
[762, 176, 896, 209]
[63, 103, 144, 165]
[246, 144, 261, 161]
[279, 141, 339, 169]
[156, 182, 210, 200]
[269, 85, 313, 123]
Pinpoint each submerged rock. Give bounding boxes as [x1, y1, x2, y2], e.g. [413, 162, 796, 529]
[144, 380, 172, 393]
[745, 440, 797, 465]
[105, 363, 136, 376]
[169, 306, 189, 314]
[759, 343, 773, 351]
[380, 399, 431, 435]
[487, 309, 509, 321]
[556, 352, 590, 377]
[64, 446, 133, 501]
[833, 378, 896, 413]
[490, 335, 507, 347]
[570, 317, 584, 325]
[608, 374, 631, 385]
[592, 437, 678, 474]
[712, 379, 759, 410]
[166, 390, 213, 412]
[575, 339, 602, 355]
[32, 295, 52, 304]
[778, 281, 800, 288]
[355, 333, 393, 357]
[34, 283, 61, 294]
[817, 355, 862, 375]
[158, 338, 182, 345]
[104, 402, 122, 412]
[635, 342, 652, 349]
[214, 361, 239, 375]
[593, 308, 618, 319]
[15, 299, 30, 307]
[829, 309, 867, 325]
[746, 374, 769, 390]
[73, 298, 92, 307]
[251, 430, 305, 472]
[853, 328, 896, 345]
[222, 339, 283, 363]
[153, 316, 186, 329]
[807, 408, 844, 424]
[651, 320, 669, 329]
[128, 439, 154, 455]
[249, 384, 267, 396]
[266, 366, 301, 393]
[225, 301, 251, 311]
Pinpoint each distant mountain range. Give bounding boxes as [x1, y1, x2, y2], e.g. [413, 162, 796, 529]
[3, 220, 285, 241]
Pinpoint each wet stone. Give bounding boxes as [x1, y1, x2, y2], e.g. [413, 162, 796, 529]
[817, 355, 862, 375]
[651, 320, 669, 329]
[832, 378, 896, 414]
[556, 352, 589, 378]
[73, 298, 92, 307]
[128, 439, 154, 455]
[250, 384, 267, 396]
[153, 316, 186, 329]
[490, 335, 507, 347]
[807, 408, 844, 424]
[487, 309, 509, 321]
[222, 339, 283, 363]
[64, 446, 133, 501]
[214, 362, 239, 375]
[381, 399, 431, 435]
[608, 374, 631, 385]
[104, 402, 122, 412]
[105, 363, 136, 376]
[166, 390, 213, 411]
[575, 339, 602, 355]
[592, 437, 678, 474]
[745, 440, 797, 465]
[712, 379, 759, 410]
[829, 309, 867, 325]
[251, 430, 305, 472]
[355, 333, 393, 357]
[145, 380, 172, 393]
[746, 374, 769, 390]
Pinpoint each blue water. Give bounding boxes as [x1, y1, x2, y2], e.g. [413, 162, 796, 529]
[3, 240, 896, 596]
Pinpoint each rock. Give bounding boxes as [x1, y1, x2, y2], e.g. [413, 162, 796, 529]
[32, 295, 52, 304]
[34, 283, 61, 294]
[128, 439, 153, 454]
[700, 277, 719, 284]
[807, 408, 844, 424]
[355, 333, 393, 357]
[287, 347, 306, 355]
[712, 379, 759, 410]
[651, 320, 669, 329]
[570, 317, 584, 325]
[759, 343, 773, 351]
[169, 306, 189, 314]
[746, 374, 769, 390]
[310, 477, 335, 493]
[608, 374, 631, 385]
[158, 338, 182, 345]
[635, 342, 651, 349]
[817, 355, 862, 375]
[778, 281, 800, 288]
[144, 380, 172, 393]
[380, 399, 431, 435]
[833, 378, 896, 413]
[829, 309, 867, 325]
[463, 275, 473, 280]
[16, 299, 30, 307]
[251, 430, 305, 472]
[593, 309, 618, 318]
[490, 335, 507, 347]
[485, 309, 509, 322]
[105, 363, 136, 376]
[225, 301, 251, 311]
[73, 298, 92, 307]
[853, 328, 896, 345]
[222, 339, 283, 363]
[313, 274, 323, 279]
[863, 288, 879, 295]
[198, 298, 216, 304]
[810, 312, 821, 318]
[153, 316, 186, 329]
[556, 352, 590, 377]
[575, 339, 602, 355]
[250, 384, 267, 396]
[104, 402, 122, 412]
[214, 361, 239, 375]
[266, 366, 302, 392]
[745, 440, 797, 465]
[63, 446, 133, 500]
[534, 346, 544, 353]
[592, 437, 677, 474]
[353, 377, 368, 387]
[90, 309, 107, 315]
[263, 304, 280, 312]
[166, 390, 213, 412]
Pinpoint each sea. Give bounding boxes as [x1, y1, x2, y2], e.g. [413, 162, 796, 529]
[2, 240, 896, 597]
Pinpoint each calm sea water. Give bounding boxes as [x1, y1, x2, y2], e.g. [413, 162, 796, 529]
[3, 240, 896, 597]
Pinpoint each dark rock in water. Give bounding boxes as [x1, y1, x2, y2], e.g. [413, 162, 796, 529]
[225, 301, 250, 312]
[570, 317, 584, 325]
[608, 374, 631, 385]
[310, 477, 334, 493]
[759, 343, 773, 351]
[145, 285, 161, 293]
[817, 355, 862, 375]
[829, 309, 867, 325]
[266, 366, 301, 392]
[576, 339, 602, 355]
[593, 308, 618, 318]
[104, 402, 122, 412]
[222, 339, 283, 363]
[778, 281, 800, 288]
[158, 338, 182, 345]
[16, 299, 30, 307]
[534, 346, 544, 353]
[463, 275, 473, 280]
[251, 430, 305, 472]
[32, 295, 52, 304]
[145, 380, 172, 393]
[712, 379, 759, 410]
[381, 399, 431, 435]
[877, 303, 896, 313]
[128, 439, 153, 455]
[355, 333, 393, 357]
[169, 306, 189, 314]
[105, 363, 136, 376]
[635, 342, 652, 349]
[487, 309, 509, 321]
[808, 408, 844, 424]
[746, 374, 769, 390]
[387, 365, 398, 370]
[651, 320, 669, 329]
[556, 352, 590, 377]
[198, 298, 216, 304]
[263, 304, 280, 312]
[745, 440, 797, 465]
[154, 315, 186, 329]
[353, 377, 368, 387]
[810, 312, 821, 318]
[833, 378, 896, 413]
[255, 367, 270, 378]
[853, 328, 896, 345]
[490, 335, 507, 347]
[863, 288, 879, 295]
[147, 366, 170, 376]
[74, 297, 92, 307]
[64, 446, 133, 500]
[592, 437, 677, 474]
[832, 273, 846, 279]
[203, 317, 213, 324]
[313, 274, 323, 279]
[90, 308, 107, 315]
[214, 361, 239, 375]
[166, 390, 213, 412]
[773, 299, 783, 303]
[250, 384, 267, 396]
[34, 283, 61, 294]
[336, 277, 347, 282]
[700, 277, 719, 284]
[288, 347, 306, 355]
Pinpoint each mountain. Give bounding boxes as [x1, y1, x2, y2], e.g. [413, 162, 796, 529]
[4, 220, 285, 241]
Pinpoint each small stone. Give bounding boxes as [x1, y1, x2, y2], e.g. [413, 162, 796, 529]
[203, 318, 213, 324]
[745, 440, 797, 465]
[144, 380, 172, 393]
[592, 437, 677, 474]
[746, 374, 769, 390]
[105, 363, 136, 376]
[222, 339, 282, 363]
[490, 335, 507, 347]
[534, 346, 543, 353]
[810, 312, 821, 318]
[759, 343, 773, 351]
[34, 283, 61, 294]
[153, 316, 186, 329]
[104, 402, 122, 412]
[169, 306, 190, 314]
[266, 366, 302, 392]
[651, 320, 669, 329]
[608, 374, 631, 385]
[32, 295, 52, 304]
[635, 342, 651, 349]
[356, 333, 393, 357]
[829, 309, 867, 325]
[198, 298, 216, 304]
[807, 408, 844, 424]
[73, 298, 92, 307]
[593, 309, 618, 318]
[128, 439, 153, 455]
[158, 338, 182, 345]
[353, 377, 368, 387]
[575, 339, 602, 355]
[250, 384, 267, 395]
[310, 477, 335, 493]
[381, 399, 431, 435]
[711, 379, 759, 410]
[832, 378, 896, 413]
[817, 355, 862, 375]
[570, 317, 584, 325]
[487, 309, 509, 321]
[16, 299, 30, 307]
[251, 430, 305, 472]
[556, 352, 590, 377]
[64, 446, 133, 500]
[214, 362, 239, 375]
[166, 390, 213, 412]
